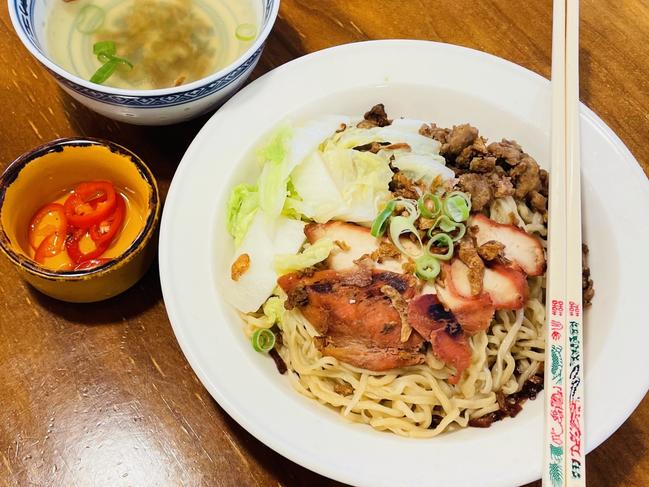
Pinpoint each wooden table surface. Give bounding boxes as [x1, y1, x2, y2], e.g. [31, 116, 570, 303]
[1, 1, 647, 486]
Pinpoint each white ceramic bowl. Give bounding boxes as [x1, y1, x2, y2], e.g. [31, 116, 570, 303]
[159, 41, 649, 486]
[8, 0, 279, 125]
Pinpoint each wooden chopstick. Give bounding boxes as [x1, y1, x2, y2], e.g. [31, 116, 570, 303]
[543, 1, 585, 486]
[563, 0, 586, 484]
[543, 0, 568, 483]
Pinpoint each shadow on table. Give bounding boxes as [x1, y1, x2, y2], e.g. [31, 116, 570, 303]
[26, 260, 163, 324]
[59, 94, 211, 202]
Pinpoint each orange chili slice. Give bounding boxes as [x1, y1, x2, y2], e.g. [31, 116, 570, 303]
[28, 203, 68, 251]
[34, 233, 66, 264]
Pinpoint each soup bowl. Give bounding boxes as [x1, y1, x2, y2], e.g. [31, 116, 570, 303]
[8, 0, 279, 125]
[0, 138, 160, 302]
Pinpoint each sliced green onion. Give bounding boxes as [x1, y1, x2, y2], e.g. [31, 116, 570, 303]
[393, 197, 419, 222]
[90, 59, 120, 84]
[251, 328, 276, 353]
[434, 215, 457, 233]
[90, 41, 133, 85]
[75, 5, 105, 34]
[235, 23, 257, 41]
[370, 200, 396, 237]
[108, 55, 133, 69]
[93, 40, 116, 57]
[389, 215, 423, 258]
[418, 193, 442, 219]
[443, 192, 471, 222]
[450, 222, 466, 242]
[415, 254, 440, 280]
[427, 233, 454, 261]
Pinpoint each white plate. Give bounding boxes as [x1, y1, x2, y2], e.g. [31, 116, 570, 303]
[159, 40, 649, 487]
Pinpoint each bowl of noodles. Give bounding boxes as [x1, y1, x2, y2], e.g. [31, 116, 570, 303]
[159, 40, 649, 486]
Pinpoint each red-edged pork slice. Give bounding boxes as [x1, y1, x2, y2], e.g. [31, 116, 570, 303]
[450, 259, 529, 310]
[431, 331, 472, 385]
[483, 264, 529, 310]
[305, 221, 404, 273]
[407, 294, 472, 384]
[435, 263, 495, 334]
[469, 213, 546, 276]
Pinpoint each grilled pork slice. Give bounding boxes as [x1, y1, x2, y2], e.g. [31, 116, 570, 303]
[407, 294, 472, 384]
[469, 214, 546, 276]
[450, 259, 529, 310]
[435, 263, 495, 334]
[314, 337, 426, 372]
[305, 221, 404, 273]
[277, 269, 425, 371]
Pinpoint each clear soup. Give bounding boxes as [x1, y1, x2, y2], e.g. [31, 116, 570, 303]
[46, 0, 259, 90]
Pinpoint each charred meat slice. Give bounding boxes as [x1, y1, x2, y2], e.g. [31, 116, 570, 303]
[314, 337, 425, 371]
[407, 294, 472, 384]
[278, 269, 425, 371]
[435, 263, 495, 334]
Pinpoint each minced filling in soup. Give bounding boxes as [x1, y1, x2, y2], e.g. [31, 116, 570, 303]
[46, 0, 259, 89]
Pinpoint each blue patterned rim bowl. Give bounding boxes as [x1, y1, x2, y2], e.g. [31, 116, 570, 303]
[8, 0, 279, 126]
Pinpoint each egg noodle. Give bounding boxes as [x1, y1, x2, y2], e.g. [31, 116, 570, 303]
[242, 197, 546, 437]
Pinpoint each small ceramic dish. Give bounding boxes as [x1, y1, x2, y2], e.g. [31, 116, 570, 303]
[8, 0, 279, 125]
[0, 138, 160, 303]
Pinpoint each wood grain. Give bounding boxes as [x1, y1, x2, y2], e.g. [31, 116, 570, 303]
[0, 1, 647, 486]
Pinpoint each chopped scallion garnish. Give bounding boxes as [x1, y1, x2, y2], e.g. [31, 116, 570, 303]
[235, 23, 257, 41]
[251, 328, 276, 353]
[90, 41, 133, 85]
[415, 254, 440, 280]
[389, 215, 423, 258]
[75, 5, 105, 35]
[427, 233, 454, 261]
[418, 193, 442, 219]
[443, 192, 471, 222]
[370, 200, 396, 237]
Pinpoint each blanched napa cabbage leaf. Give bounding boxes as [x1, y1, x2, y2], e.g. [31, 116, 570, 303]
[226, 184, 259, 246]
[224, 212, 306, 313]
[327, 119, 442, 155]
[274, 238, 335, 274]
[262, 296, 285, 326]
[391, 152, 455, 186]
[256, 125, 293, 224]
[225, 116, 350, 246]
[252, 116, 352, 229]
[290, 148, 393, 224]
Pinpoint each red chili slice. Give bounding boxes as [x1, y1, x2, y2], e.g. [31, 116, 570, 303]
[34, 233, 65, 264]
[65, 228, 110, 264]
[73, 258, 112, 271]
[89, 194, 125, 246]
[28, 203, 68, 251]
[64, 181, 117, 229]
